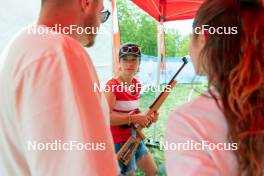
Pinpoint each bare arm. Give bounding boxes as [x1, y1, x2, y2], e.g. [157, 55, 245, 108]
[104, 91, 150, 126]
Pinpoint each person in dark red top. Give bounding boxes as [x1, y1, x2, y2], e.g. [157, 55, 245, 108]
[105, 43, 158, 175]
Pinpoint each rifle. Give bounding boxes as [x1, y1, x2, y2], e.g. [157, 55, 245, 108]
[117, 57, 188, 165]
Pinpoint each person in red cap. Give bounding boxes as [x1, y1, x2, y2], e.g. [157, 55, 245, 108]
[105, 43, 158, 176]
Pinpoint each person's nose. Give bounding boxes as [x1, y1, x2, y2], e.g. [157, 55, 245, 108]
[127, 61, 135, 67]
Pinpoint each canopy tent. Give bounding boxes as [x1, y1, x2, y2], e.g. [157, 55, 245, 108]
[131, 0, 204, 22]
[129, 0, 204, 146]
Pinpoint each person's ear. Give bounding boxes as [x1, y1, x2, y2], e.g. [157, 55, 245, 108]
[79, 0, 91, 13]
[198, 32, 207, 49]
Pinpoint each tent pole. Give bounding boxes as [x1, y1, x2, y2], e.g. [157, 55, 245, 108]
[146, 20, 164, 149]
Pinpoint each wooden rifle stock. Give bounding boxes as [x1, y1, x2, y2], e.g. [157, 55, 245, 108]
[117, 57, 188, 165]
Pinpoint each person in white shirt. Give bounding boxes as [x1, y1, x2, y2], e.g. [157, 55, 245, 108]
[0, 0, 119, 175]
[165, 0, 264, 176]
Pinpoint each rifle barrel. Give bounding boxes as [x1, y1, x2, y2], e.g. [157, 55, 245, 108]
[149, 57, 188, 109]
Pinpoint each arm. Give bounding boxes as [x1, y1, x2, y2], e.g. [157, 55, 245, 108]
[104, 91, 151, 127]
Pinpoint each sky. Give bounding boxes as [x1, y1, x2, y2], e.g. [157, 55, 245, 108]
[164, 19, 193, 36]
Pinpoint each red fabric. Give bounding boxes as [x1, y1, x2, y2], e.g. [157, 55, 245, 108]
[105, 78, 141, 143]
[131, 0, 204, 22]
[107, 78, 141, 101]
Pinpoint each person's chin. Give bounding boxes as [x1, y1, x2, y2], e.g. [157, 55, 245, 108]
[125, 71, 136, 76]
[84, 41, 94, 48]
[195, 69, 207, 76]
[84, 36, 96, 48]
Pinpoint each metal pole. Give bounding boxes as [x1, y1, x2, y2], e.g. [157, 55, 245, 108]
[147, 21, 164, 148]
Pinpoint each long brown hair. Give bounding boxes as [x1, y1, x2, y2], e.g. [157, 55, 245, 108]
[193, 0, 264, 175]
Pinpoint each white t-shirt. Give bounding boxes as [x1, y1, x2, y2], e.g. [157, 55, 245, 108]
[165, 91, 238, 176]
[0, 26, 119, 176]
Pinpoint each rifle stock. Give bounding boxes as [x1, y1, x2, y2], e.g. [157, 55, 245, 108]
[117, 57, 188, 165]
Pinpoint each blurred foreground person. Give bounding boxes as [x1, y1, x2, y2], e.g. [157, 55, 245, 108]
[165, 0, 264, 175]
[0, 0, 118, 175]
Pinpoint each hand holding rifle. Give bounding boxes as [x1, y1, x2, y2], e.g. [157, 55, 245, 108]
[135, 110, 159, 128]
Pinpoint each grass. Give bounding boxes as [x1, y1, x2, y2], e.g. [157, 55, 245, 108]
[135, 83, 207, 176]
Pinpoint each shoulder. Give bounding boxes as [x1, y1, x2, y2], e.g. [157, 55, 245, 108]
[25, 25, 88, 60]
[105, 78, 118, 95]
[7, 26, 100, 87]
[105, 78, 118, 86]
[132, 77, 141, 84]
[40, 30, 88, 62]
[25, 26, 94, 70]
[165, 92, 238, 176]
[132, 77, 141, 92]
[6, 26, 91, 72]
[23, 25, 85, 52]
[171, 91, 222, 118]
[167, 92, 228, 138]
[133, 77, 140, 82]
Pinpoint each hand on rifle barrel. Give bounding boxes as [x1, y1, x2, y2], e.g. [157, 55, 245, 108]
[149, 110, 159, 123]
[145, 110, 159, 128]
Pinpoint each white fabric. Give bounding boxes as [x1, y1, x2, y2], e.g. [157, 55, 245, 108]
[0, 26, 119, 176]
[114, 100, 140, 111]
[165, 91, 238, 176]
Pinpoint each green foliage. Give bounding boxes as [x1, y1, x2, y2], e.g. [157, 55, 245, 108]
[175, 35, 190, 57]
[116, 0, 157, 56]
[164, 31, 179, 57]
[116, 0, 190, 57]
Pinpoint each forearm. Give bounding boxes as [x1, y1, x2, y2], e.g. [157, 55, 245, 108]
[110, 112, 139, 126]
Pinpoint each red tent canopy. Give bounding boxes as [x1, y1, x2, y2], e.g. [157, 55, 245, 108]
[131, 0, 204, 22]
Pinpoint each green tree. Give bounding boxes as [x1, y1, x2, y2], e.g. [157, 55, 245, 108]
[116, 0, 190, 57]
[164, 31, 180, 57]
[175, 35, 190, 57]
